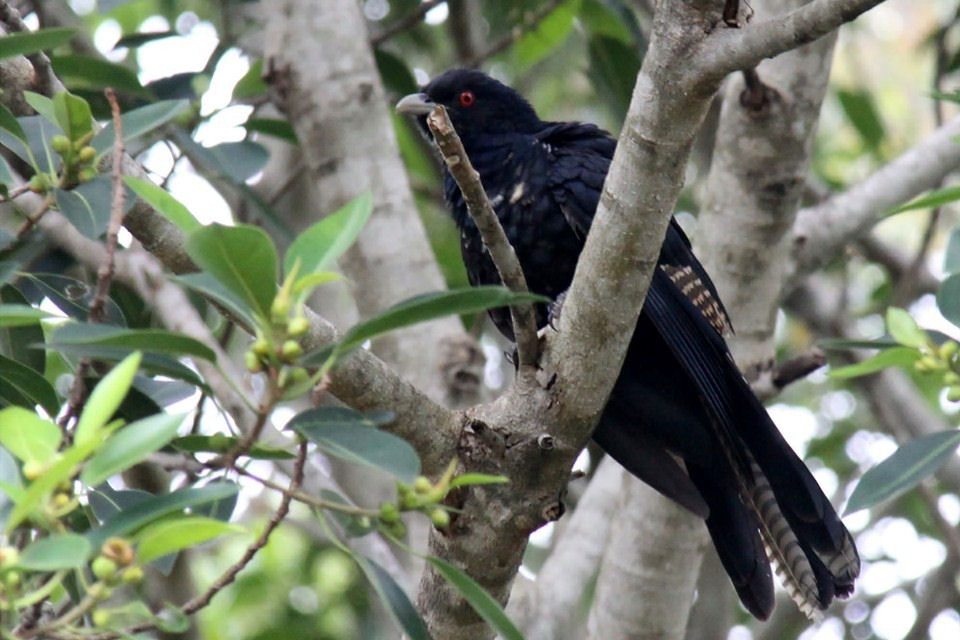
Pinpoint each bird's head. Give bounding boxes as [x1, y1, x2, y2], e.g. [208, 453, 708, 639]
[396, 68, 542, 145]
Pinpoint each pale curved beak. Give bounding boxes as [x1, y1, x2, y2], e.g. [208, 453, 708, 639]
[395, 92, 435, 115]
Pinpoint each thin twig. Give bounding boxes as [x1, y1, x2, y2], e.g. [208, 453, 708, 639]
[15, 195, 52, 237]
[230, 462, 378, 516]
[464, 0, 565, 67]
[58, 89, 126, 432]
[426, 105, 540, 369]
[369, 0, 446, 47]
[181, 439, 307, 615]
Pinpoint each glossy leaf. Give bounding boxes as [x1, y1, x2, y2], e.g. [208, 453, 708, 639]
[171, 272, 256, 328]
[185, 224, 278, 319]
[886, 307, 928, 349]
[124, 176, 201, 234]
[86, 482, 240, 549]
[232, 58, 267, 100]
[427, 556, 524, 640]
[587, 34, 642, 122]
[23, 92, 57, 128]
[333, 287, 547, 357]
[846, 430, 960, 514]
[81, 413, 184, 486]
[21, 272, 125, 324]
[375, 49, 418, 96]
[206, 141, 269, 182]
[0, 303, 52, 327]
[49, 322, 216, 362]
[0, 287, 47, 373]
[945, 226, 960, 274]
[136, 516, 243, 564]
[837, 88, 885, 152]
[356, 555, 431, 640]
[284, 192, 372, 278]
[91, 99, 190, 155]
[514, 0, 579, 69]
[244, 117, 298, 144]
[287, 407, 418, 482]
[0, 28, 76, 60]
[74, 351, 142, 446]
[888, 185, 960, 216]
[0, 103, 26, 143]
[53, 176, 115, 239]
[818, 337, 900, 351]
[937, 273, 960, 329]
[828, 347, 920, 379]
[0, 353, 59, 415]
[50, 55, 148, 96]
[52, 92, 93, 143]
[0, 446, 21, 524]
[18, 533, 92, 569]
[0, 407, 61, 464]
[45, 343, 204, 388]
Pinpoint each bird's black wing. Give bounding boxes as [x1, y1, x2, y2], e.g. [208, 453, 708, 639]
[541, 120, 857, 617]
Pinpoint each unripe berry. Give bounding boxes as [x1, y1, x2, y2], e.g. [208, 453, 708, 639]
[947, 386, 960, 402]
[89, 583, 112, 601]
[281, 340, 303, 361]
[430, 508, 450, 528]
[379, 502, 400, 524]
[388, 520, 406, 538]
[91, 556, 118, 581]
[78, 146, 96, 163]
[288, 316, 309, 337]
[121, 566, 144, 584]
[245, 350, 263, 372]
[413, 476, 432, 494]
[271, 297, 291, 324]
[252, 338, 271, 357]
[4, 570, 20, 589]
[101, 537, 135, 567]
[0, 547, 19, 567]
[78, 167, 97, 183]
[22, 459, 45, 480]
[52, 492, 71, 508]
[92, 609, 111, 627]
[28, 174, 48, 193]
[51, 135, 71, 154]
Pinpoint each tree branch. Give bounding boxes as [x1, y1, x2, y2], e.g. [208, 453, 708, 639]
[699, 0, 887, 82]
[787, 114, 960, 288]
[426, 105, 540, 370]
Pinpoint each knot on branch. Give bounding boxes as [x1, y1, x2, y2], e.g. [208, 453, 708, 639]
[459, 418, 506, 466]
[739, 68, 782, 116]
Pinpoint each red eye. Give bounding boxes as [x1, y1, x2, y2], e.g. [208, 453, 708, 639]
[459, 91, 475, 107]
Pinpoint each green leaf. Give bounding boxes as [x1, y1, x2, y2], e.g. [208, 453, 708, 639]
[0, 304, 52, 327]
[0, 407, 61, 464]
[886, 307, 928, 349]
[0, 103, 26, 143]
[332, 287, 547, 358]
[74, 351, 142, 446]
[0, 446, 22, 524]
[514, 0, 580, 69]
[828, 347, 921, 379]
[123, 176, 201, 234]
[427, 556, 524, 640]
[938, 273, 960, 329]
[836, 88, 885, 152]
[171, 272, 256, 328]
[817, 337, 901, 351]
[7, 432, 105, 530]
[49, 322, 216, 362]
[375, 50, 418, 96]
[0, 353, 59, 415]
[244, 117, 298, 144]
[185, 224, 278, 320]
[887, 185, 960, 216]
[23, 92, 57, 128]
[449, 473, 510, 490]
[845, 430, 960, 514]
[232, 59, 267, 100]
[50, 55, 148, 96]
[91, 99, 190, 155]
[171, 435, 294, 460]
[579, 0, 632, 42]
[293, 272, 342, 295]
[52, 92, 93, 143]
[17, 533, 92, 569]
[86, 481, 240, 549]
[587, 34, 642, 123]
[53, 176, 117, 239]
[81, 413, 184, 487]
[287, 407, 419, 482]
[284, 192, 373, 278]
[355, 555, 431, 640]
[19, 272, 125, 324]
[136, 515, 243, 564]
[0, 28, 76, 60]
[206, 140, 269, 182]
[945, 226, 960, 274]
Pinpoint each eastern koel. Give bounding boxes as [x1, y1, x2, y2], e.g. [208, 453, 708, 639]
[397, 68, 859, 620]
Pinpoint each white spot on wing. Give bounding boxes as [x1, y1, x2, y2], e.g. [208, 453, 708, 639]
[509, 182, 526, 204]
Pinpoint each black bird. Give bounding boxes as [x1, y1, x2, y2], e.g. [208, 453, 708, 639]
[397, 68, 859, 620]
